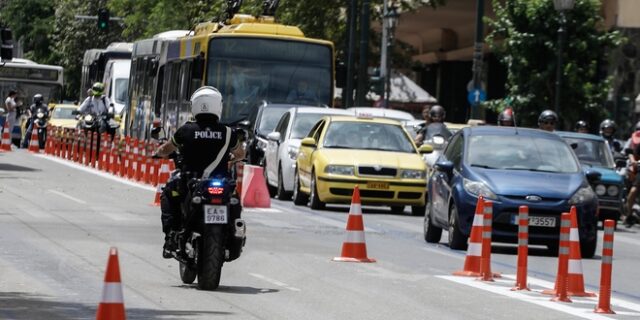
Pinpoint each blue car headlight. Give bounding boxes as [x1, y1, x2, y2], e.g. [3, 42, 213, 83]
[569, 185, 596, 205]
[324, 165, 355, 176]
[607, 185, 619, 197]
[463, 178, 497, 200]
[401, 169, 425, 179]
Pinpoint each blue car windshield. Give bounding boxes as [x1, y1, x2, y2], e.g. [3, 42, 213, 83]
[324, 121, 415, 153]
[562, 137, 615, 169]
[467, 135, 580, 173]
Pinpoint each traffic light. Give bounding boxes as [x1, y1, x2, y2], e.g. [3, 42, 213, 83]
[369, 68, 384, 96]
[97, 8, 109, 31]
[0, 27, 13, 61]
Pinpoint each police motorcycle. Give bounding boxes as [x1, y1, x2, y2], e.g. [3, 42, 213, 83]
[421, 122, 452, 167]
[160, 125, 248, 290]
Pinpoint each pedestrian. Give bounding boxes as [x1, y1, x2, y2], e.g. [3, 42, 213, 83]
[4, 90, 17, 135]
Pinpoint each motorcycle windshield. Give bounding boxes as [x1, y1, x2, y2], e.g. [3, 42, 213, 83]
[425, 123, 452, 141]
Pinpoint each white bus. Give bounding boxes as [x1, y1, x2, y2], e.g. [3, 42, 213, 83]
[0, 58, 64, 142]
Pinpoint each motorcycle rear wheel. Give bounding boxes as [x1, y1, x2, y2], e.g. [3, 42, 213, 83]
[179, 261, 197, 284]
[197, 225, 225, 290]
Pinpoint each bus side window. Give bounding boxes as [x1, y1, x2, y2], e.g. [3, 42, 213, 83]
[177, 60, 192, 126]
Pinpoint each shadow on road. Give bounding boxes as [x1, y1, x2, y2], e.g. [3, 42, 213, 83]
[491, 244, 557, 257]
[0, 163, 40, 172]
[0, 292, 232, 319]
[172, 285, 279, 295]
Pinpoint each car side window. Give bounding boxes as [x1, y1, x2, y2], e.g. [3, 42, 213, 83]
[307, 119, 324, 139]
[445, 133, 464, 169]
[313, 120, 326, 142]
[274, 112, 290, 140]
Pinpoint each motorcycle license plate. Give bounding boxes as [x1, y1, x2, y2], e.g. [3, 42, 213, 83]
[512, 215, 556, 228]
[204, 205, 227, 224]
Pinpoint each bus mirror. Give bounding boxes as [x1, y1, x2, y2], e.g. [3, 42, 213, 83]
[335, 60, 346, 88]
[148, 59, 158, 76]
[193, 55, 205, 80]
[1, 28, 13, 61]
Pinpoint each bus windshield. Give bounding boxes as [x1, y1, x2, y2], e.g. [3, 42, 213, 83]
[207, 37, 332, 124]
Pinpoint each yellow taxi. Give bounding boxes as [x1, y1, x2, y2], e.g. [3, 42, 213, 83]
[49, 104, 79, 129]
[292, 115, 433, 215]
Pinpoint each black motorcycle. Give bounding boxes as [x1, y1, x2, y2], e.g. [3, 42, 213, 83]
[22, 106, 49, 149]
[169, 167, 246, 290]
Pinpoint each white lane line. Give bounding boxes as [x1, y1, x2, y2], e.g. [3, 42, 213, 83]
[501, 274, 640, 313]
[35, 154, 155, 192]
[438, 275, 614, 320]
[47, 189, 87, 204]
[243, 208, 283, 213]
[249, 273, 301, 292]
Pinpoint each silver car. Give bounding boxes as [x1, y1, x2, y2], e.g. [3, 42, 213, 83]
[264, 107, 353, 200]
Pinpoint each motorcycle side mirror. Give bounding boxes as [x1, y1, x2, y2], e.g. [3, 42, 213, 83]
[238, 120, 251, 129]
[570, 143, 578, 150]
[585, 170, 601, 184]
[615, 159, 627, 168]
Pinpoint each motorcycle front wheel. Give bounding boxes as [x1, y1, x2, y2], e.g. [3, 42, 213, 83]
[179, 261, 197, 284]
[197, 225, 226, 290]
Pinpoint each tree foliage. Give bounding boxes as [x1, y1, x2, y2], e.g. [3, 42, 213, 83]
[486, 0, 623, 128]
[0, 0, 57, 64]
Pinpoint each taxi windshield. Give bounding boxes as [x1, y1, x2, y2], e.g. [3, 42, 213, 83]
[52, 107, 77, 119]
[323, 121, 415, 153]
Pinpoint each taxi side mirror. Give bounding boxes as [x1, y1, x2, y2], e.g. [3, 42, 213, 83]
[301, 137, 317, 148]
[419, 144, 433, 154]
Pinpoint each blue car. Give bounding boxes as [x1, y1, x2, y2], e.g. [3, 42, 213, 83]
[424, 127, 599, 258]
[557, 131, 625, 223]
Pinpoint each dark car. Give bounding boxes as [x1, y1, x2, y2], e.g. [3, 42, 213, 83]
[247, 102, 317, 165]
[423, 127, 600, 258]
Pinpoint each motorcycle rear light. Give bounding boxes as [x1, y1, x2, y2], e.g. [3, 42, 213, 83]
[208, 187, 224, 195]
[210, 198, 222, 204]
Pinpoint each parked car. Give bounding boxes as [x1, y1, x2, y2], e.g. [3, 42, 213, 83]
[557, 131, 625, 223]
[424, 127, 600, 258]
[264, 107, 353, 199]
[247, 102, 315, 165]
[49, 104, 79, 129]
[293, 115, 433, 215]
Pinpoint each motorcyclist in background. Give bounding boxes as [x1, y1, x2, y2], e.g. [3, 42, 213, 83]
[153, 86, 245, 258]
[599, 119, 623, 153]
[575, 120, 589, 133]
[537, 110, 558, 132]
[21, 94, 48, 148]
[497, 108, 515, 127]
[415, 105, 449, 146]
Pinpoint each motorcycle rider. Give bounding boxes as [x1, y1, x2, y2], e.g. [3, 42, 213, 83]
[78, 82, 111, 132]
[415, 105, 450, 146]
[497, 108, 515, 127]
[599, 119, 622, 153]
[21, 93, 49, 148]
[153, 86, 245, 258]
[623, 121, 640, 227]
[537, 109, 558, 132]
[575, 120, 589, 133]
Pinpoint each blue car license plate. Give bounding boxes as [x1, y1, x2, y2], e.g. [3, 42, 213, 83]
[511, 215, 556, 228]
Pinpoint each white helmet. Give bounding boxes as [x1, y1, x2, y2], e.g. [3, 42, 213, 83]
[190, 86, 223, 119]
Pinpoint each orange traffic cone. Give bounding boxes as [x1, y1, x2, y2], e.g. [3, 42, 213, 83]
[96, 247, 126, 320]
[28, 125, 40, 153]
[333, 186, 376, 263]
[566, 206, 596, 296]
[453, 196, 485, 277]
[1, 120, 12, 152]
[595, 219, 616, 314]
[236, 162, 245, 197]
[240, 165, 271, 208]
[545, 212, 573, 302]
[152, 160, 170, 206]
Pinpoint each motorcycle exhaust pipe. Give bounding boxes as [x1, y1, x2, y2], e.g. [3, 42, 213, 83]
[234, 219, 246, 239]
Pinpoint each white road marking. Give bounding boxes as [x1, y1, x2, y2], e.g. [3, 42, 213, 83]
[249, 273, 301, 292]
[47, 189, 87, 204]
[438, 275, 615, 320]
[35, 154, 155, 192]
[243, 208, 282, 213]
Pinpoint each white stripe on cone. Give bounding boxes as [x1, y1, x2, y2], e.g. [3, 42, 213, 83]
[467, 242, 482, 256]
[101, 282, 124, 303]
[349, 203, 362, 215]
[568, 259, 583, 274]
[472, 214, 484, 226]
[569, 228, 579, 242]
[344, 230, 366, 243]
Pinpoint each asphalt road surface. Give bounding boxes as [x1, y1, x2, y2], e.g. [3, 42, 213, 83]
[1, 150, 640, 319]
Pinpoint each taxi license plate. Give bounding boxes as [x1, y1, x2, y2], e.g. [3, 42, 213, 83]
[512, 215, 556, 228]
[204, 205, 227, 224]
[367, 182, 389, 190]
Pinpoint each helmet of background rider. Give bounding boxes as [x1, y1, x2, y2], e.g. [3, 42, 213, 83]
[91, 82, 105, 96]
[599, 119, 617, 138]
[574, 120, 588, 132]
[429, 105, 445, 123]
[537, 109, 558, 128]
[498, 108, 514, 126]
[33, 93, 43, 105]
[190, 86, 223, 121]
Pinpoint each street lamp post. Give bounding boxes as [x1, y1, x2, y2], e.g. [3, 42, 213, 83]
[553, 0, 575, 117]
[381, 0, 399, 109]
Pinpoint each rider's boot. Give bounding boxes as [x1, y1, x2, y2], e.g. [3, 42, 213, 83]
[163, 231, 177, 258]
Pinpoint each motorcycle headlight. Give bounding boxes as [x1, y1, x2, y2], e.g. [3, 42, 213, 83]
[607, 185, 619, 197]
[324, 165, 354, 176]
[569, 186, 596, 205]
[84, 114, 94, 122]
[401, 169, 425, 179]
[463, 178, 497, 200]
[432, 136, 445, 145]
[287, 145, 299, 160]
[37, 112, 45, 119]
[594, 184, 606, 196]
